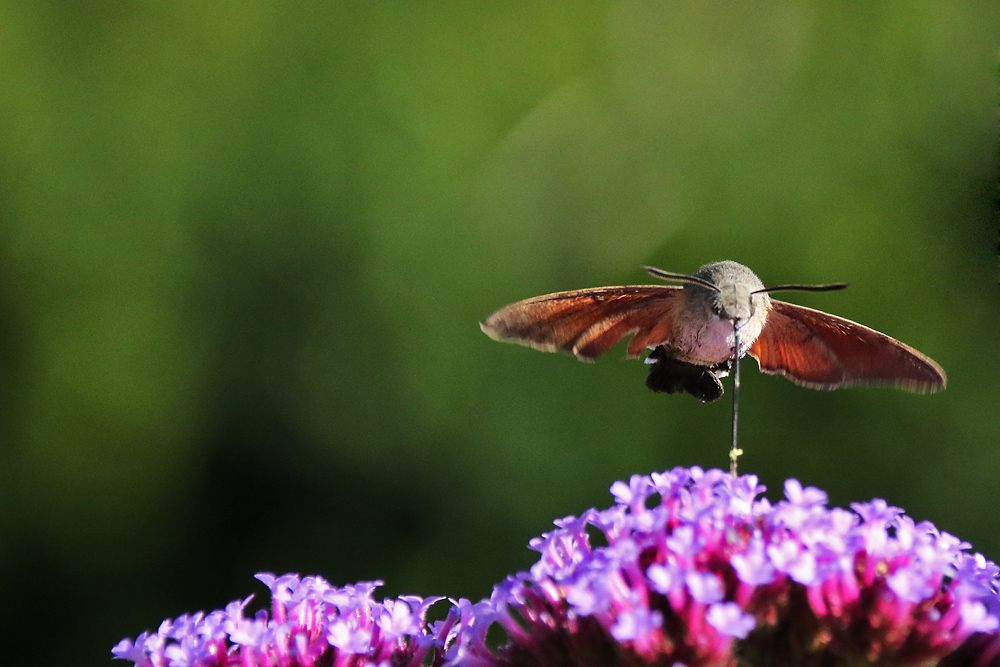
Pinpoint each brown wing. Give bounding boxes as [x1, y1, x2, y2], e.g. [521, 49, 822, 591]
[748, 300, 946, 392]
[480, 286, 683, 361]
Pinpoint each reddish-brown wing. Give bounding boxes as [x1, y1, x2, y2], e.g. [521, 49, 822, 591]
[480, 286, 683, 361]
[748, 300, 946, 392]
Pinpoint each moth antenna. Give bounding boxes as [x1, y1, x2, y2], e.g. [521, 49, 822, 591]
[754, 282, 849, 295]
[643, 266, 721, 292]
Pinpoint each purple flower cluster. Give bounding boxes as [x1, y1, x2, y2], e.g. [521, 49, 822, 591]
[112, 574, 457, 667]
[115, 467, 1000, 667]
[455, 467, 1000, 667]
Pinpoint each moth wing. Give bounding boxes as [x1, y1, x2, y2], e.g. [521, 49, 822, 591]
[748, 300, 946, 392]
[481, 286, 682, 361]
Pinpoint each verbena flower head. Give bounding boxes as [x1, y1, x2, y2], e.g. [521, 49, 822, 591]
[115, 467, 1000, 667]
[112, 574, 455, 667]
[453, 467, 1000, 667]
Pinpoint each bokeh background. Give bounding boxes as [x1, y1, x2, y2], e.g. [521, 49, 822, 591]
[0, 3, 997, 666]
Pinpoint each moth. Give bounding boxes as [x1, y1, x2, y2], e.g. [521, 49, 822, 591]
[480, 260, 946, 403]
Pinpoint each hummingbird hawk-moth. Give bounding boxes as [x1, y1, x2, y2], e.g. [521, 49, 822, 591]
[480, 260, 946, 402]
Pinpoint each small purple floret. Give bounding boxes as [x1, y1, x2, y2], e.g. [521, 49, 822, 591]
[706, 601, 756, 639]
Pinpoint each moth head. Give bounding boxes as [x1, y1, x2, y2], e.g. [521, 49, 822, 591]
[645, 260, 848, 329]
[713, 281, 761, 326]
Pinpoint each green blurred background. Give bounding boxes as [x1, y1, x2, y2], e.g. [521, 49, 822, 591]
[0, 3, 997, 666]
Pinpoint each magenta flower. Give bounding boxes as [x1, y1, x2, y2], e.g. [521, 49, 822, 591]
[115, 467, 1000, 667]
[449, 468, 1000, 667]
[112, 574, 456, 667]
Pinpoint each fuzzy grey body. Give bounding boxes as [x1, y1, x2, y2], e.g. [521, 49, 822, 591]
[667, 261, 771, 365]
